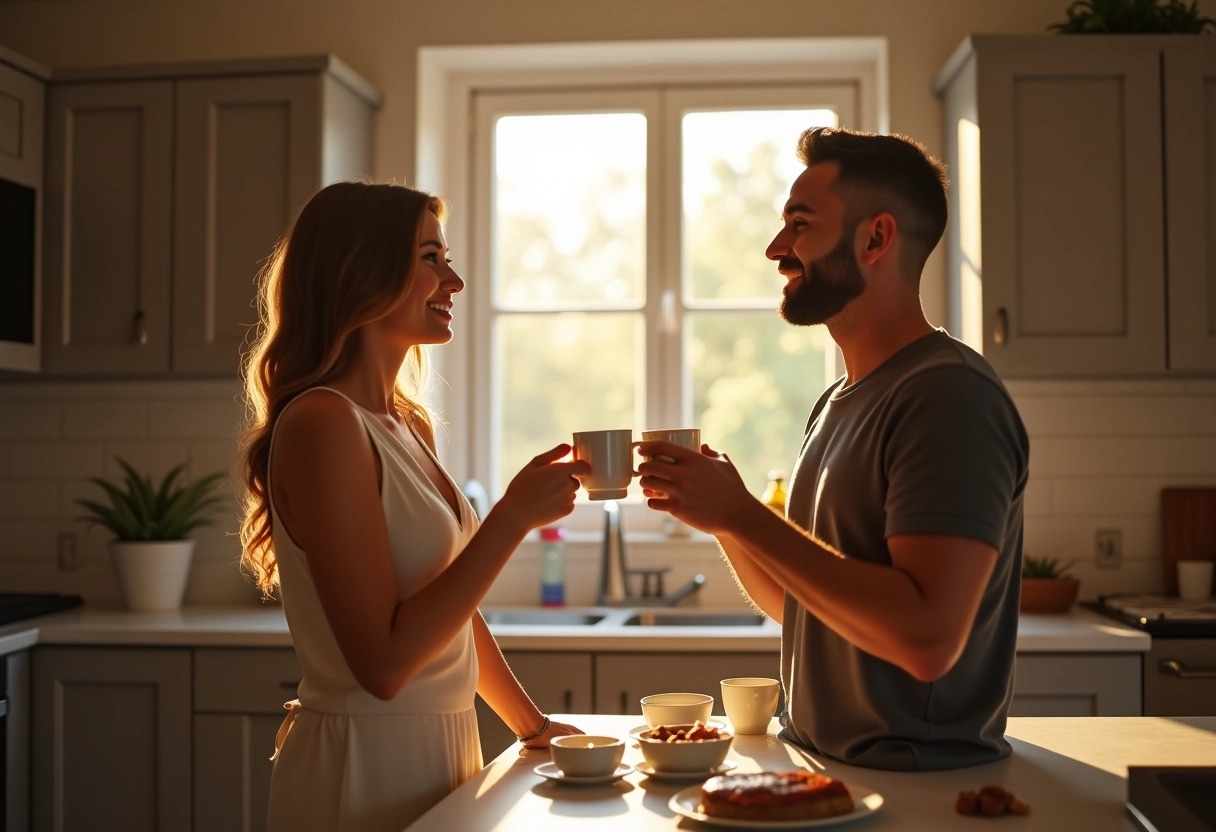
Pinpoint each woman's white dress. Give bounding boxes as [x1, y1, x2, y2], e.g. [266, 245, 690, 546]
[265, 387, 482, 832]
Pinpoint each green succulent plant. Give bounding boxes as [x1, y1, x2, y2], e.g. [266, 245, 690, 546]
[1022, 555, 1077, 579]
[77, 458, 226, 541]
[1049, 0, 1215, 33]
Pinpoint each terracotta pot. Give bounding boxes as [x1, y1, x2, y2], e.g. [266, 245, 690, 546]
[1020, 577, 1080, 614]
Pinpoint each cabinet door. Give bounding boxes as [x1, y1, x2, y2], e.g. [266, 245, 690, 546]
[593, 652, 781, 717]
[1010, 653, 1141, 716]
[172, 74, 320, 374]
[975, 44, 1166, 376]
[0, 64, 43, 372]
[193, 647, 301, 831]
[475, 651, 592, 763]
[32, 646, 191, 832]
[1164, 47, 1216, 373]
[43, 81, 174, 373]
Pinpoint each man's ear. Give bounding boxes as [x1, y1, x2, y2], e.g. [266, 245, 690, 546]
[857, 213, 897, 265]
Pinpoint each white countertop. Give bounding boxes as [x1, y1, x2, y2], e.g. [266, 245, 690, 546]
[0, 603, 1151, 654]
[409, 714, 1216, 832]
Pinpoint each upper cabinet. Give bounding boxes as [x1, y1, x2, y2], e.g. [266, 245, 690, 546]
[935, 36, 1216, 377]
[43, 56, 380, 376]
[0, 46, 49, 373]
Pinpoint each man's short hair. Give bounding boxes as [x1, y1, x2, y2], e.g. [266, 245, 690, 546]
[796, 127, 949, 279]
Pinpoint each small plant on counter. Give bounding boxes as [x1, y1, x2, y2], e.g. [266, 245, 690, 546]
[77, 458, 226, 541]
[1022, 554, 1076, 579]
[1048, 0, 1216, 33]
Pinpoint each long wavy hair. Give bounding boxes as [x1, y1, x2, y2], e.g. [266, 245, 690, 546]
[237, 182, 446, 596]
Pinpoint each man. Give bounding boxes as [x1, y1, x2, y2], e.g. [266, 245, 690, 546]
[637, 127, 1029, 771]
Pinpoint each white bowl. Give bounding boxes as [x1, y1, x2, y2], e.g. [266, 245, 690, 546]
[549, 735, 625, 777]
[629, 722, 733, 773]
[640, 692, 713, 728]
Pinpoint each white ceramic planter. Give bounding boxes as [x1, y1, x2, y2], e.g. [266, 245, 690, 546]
[110, 539, 196, 612]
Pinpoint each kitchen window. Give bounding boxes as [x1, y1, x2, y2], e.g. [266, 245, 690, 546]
[418, 40, 885, 531]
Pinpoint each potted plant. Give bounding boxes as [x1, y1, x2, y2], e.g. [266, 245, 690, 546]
[1048, 0, 1215, 33]
[1020, 555, 1081, 614]
[77, 458, 226, 612]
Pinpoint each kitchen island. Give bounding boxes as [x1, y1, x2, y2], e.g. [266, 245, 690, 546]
[409, 714, 1216, 831]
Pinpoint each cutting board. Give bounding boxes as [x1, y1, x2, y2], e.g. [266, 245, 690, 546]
[1161, 487, 1216, 596]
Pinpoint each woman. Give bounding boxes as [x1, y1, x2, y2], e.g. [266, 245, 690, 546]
[237, 181, 587, 831]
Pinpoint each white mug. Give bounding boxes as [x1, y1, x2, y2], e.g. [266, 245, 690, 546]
[1178, 560, 1214, 601]
[720, 677, 781, 735]
[572, 429, 634, 500]
[640, 428, 701, 464]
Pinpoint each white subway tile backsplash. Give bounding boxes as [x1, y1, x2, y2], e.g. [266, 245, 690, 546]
[10, 442, 104, 480]
[0, 401, 61, 439]
[63, 401, 148, 439]
[1092, 380, 1190, 396]
[1146, 436, 1216, 475]
[0, 519, 69, 561]
[1192, 397, 1216, 434]
[1016, 396, 1191, 437]
[101, 440, 191, 481]
[1051, 477, 1167, 517]
[148, 399, 244, 439]
[0, 481, 62, 520]
[1030, 437, 1152, 477]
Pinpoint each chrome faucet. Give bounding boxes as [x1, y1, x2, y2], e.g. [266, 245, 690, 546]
[596, 501, 706, 607]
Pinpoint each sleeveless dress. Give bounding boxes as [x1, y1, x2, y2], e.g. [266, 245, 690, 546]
[265, 387, 483, 832]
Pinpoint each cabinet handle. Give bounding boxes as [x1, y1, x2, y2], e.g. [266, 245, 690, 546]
[563, 690, 572, 713]
[133, 311, 148, 346]
[993, 308, 1008, 346]
[1160, 659, 1216, 679]
[620, 691, 627, 714]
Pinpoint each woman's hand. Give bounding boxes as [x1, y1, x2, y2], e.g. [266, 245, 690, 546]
[495, 444, 589, 533]
[522, 718, 584, 750]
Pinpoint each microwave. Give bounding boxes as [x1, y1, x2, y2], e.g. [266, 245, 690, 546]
[0, 175, 38, 371]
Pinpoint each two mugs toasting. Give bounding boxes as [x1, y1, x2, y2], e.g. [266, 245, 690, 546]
[571, 428, 700, 500]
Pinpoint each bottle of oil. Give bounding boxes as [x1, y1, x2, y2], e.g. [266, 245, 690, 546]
[761, 470, 787, 515]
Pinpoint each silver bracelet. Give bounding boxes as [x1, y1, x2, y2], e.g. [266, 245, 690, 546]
[517, 715, 550, 743]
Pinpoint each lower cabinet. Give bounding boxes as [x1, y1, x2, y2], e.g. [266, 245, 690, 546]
[193, 648, 301, 832]
[32, 646, 192, 832]
[1010, 653, 1142, 716]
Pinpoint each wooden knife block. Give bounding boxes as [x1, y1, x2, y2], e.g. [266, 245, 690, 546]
[1161, 487, 1216, 596]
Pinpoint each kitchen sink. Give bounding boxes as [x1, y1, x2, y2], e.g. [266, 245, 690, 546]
[621, 612, 768, 627]
[481, 610, 608, 627]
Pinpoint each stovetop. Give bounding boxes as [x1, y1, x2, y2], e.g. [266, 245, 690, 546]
[0, 592, 84, 627]
[1084, 594, 1216, 638]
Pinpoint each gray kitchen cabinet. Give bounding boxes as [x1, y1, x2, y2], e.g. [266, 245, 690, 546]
[593, 652, 781, 719]
[43, 56, 380, 375]
[935, 35, 1216, 377]
[1010, 653, 1141, 717]
[193, 647, 301, 832]
[476, 650, 593, 762]
[32, 645, 192, 832]
[0, 47, 48, 372]
[6, 650, 31, 832]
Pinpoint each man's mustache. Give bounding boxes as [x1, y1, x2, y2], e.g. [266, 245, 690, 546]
[778, 256, 803, 274]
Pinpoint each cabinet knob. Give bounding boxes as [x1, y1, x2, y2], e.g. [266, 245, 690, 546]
[133, 311, 148, 346]
[993, 308, 1008, 346]
[563, 690, 572, 713]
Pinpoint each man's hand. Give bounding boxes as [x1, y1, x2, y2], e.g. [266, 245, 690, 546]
[635, 441, 754, 536]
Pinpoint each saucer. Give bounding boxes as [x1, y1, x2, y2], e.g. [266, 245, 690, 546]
[533, 762, 634, 785]
[636, 759, 737, 782]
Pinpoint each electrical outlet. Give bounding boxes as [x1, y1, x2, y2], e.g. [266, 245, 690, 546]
[57, 532, 79, 571]
[1095, 529, 1122, 569]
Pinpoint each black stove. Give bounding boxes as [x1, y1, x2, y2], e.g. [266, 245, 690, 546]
[0, 592, 83, 627]
[1084, 594, 1216, 638]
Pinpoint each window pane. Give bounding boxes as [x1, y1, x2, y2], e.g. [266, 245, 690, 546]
[683, 109, 837, 303]
[689, 312, 834, 493]
[497, 312, 643, 496]
[494, 114, 647, 307]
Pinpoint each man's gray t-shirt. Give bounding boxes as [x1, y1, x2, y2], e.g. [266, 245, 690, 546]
[779, 329, 1029, 771]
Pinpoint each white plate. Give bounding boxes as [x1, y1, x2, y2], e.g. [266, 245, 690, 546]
[668, 783, 884, 829]
[636, 760, 738, 782]
[533, 762, 634, 785]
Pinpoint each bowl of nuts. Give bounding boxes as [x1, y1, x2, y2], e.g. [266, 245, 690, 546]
[629, 720, 733, 773]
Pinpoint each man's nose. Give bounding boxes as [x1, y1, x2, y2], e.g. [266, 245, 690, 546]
[765, 231, 788, 261]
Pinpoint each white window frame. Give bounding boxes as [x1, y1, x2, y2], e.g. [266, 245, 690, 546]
[417, 38, 886, 529]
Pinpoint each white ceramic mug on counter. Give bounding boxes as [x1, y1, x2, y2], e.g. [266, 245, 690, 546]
[1178, 560, 1214, 600]
[720, 677, 781, 735]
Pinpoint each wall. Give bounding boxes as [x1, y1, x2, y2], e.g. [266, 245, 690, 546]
[1, 0, 1215, 606]
[1, 378, 1212, 606]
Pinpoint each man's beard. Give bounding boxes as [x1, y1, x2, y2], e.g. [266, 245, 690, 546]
[778, 228, 866, 326]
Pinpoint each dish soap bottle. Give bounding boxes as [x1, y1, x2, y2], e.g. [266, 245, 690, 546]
[761, 470, 787, 515]
[539, 526, 566, 607]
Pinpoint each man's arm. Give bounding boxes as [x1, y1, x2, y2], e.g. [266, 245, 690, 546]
[716, 535, 785, 623]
